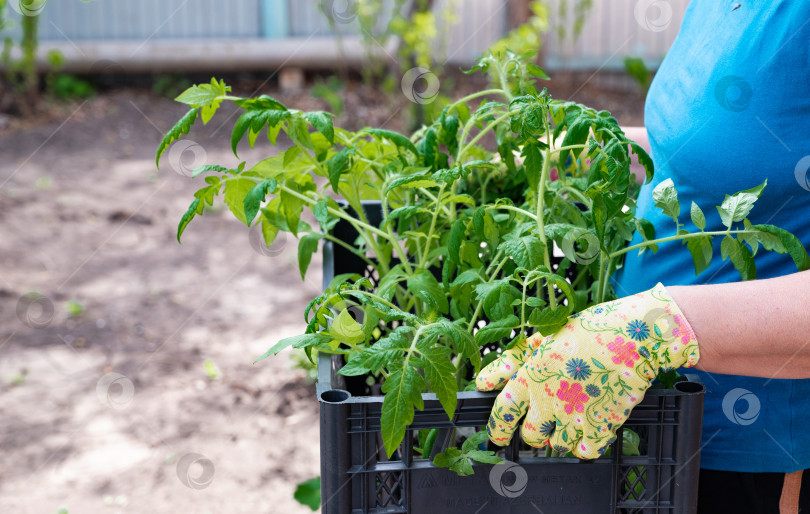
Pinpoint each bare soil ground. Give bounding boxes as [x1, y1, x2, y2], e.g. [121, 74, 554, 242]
[0, 72, 644, 514]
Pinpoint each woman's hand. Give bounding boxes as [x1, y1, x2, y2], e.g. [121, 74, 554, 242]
[477, 283, 700, 458]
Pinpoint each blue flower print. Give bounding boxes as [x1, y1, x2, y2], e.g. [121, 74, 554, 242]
[565, 358, 592, 381]
[626, 320, 650, 341]
[539, 420, 555, 437]
[585, 384, 601, 398]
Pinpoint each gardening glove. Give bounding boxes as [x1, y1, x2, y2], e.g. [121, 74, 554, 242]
[476, 283, 700, 459]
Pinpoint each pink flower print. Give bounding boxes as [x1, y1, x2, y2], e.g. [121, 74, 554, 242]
[671, 314, 696, 345]
[556, 380, 590, 414]
[505, 393, 512, 400]
[607, 336, 640, 368]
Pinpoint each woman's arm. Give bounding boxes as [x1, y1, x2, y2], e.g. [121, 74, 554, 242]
[667, 270, 810, 379]
[623, 126, 650, 184]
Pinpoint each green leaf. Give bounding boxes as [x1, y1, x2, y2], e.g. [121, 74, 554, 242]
[260, 216, 280, 248]
[377, 265, 409, 300]
[629, 142, 653, 184]
[622, 429, 641, 457]
[527, 271, 577, 310]
[384, 206, 426, 228]
[231, 109, 286, 155]
[156, 108, 198, 167]
[448, 219, 466, 265]
[338, 358, 372, 377]
[721, 236, 756, 281]
[255, 333, 333, 363]
[433, 448, 466, 474]
[635, 218, 656, 241]
[363, 128, 418, 155]
[298, 233, 323, 280]
[498, 234, 544, 269]
[417, 346, 458, 419]
[418, 127, 438, 168]
[459, 241, 484, 268]
[751, 224, 810, 271]
[175, 81, 224, 107]
[559, 118, 590, 171]
[450, 269, 483, 290]
[280, 187, 304, 237]
[353, 326, 413, 371]
[386, 172, 438, 192]
[327, 148, 351, 191]
[290, 117, 313, 149]
[473, 208, 500, 248]
[425, 319, 480, 370]
[652, 178, 680, 220]
[418, 428, 439, 458]
[741, 179, 768, 198]
[175, 79, 231, 124]
[528, 306, 571, 336]
[690, 202, 706, 230]
[234, 95, 287, 112]
[474, 315, 520, 346]
[304, 111, 334, 144]
[716, 193, 758, 228]
[381, 366, 426, 458]
[433, 430, 501, 477]
[243, 179, 277, 225]
[432, 166, 462, 184]
[329, 308, 365, 346]
[293, 477, 321, 511]
[466, 449, 503, 464]
[527, 63, 551, 80]
[476, 279, 521, 320]
[407, 269, 449, 314]
[439, 112, 460, 156]
[686, 235, 713, 276]
[223, 178, 256, 225]
[521, 143, 543, 189]
[313, 199, 330, 226]
[191, 164, 229, 178]
[461, 430, 490, 452]
[177, 198, 202, 243]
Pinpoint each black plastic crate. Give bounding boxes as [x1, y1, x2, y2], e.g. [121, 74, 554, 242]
[317, 202, 705, 513]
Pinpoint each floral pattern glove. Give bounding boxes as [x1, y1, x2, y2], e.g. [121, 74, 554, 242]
[476, 283, 700, 459]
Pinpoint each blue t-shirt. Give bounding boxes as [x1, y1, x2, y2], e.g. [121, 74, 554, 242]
[615, 0, 810, 473]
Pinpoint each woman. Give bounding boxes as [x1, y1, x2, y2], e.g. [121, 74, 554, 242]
[478, 2, 810, 512]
